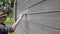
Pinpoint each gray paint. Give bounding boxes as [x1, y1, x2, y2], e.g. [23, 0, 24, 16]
[14, 0, 60, 34]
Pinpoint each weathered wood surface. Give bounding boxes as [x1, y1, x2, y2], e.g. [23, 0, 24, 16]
[15, 0, 60, 34]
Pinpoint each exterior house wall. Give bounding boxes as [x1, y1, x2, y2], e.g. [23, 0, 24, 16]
[14, 0, 60, 34]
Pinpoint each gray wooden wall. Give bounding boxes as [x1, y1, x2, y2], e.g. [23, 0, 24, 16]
[14, 0, 60, 34]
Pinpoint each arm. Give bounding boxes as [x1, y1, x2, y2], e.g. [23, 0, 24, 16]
[11, 12, 24, 30]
